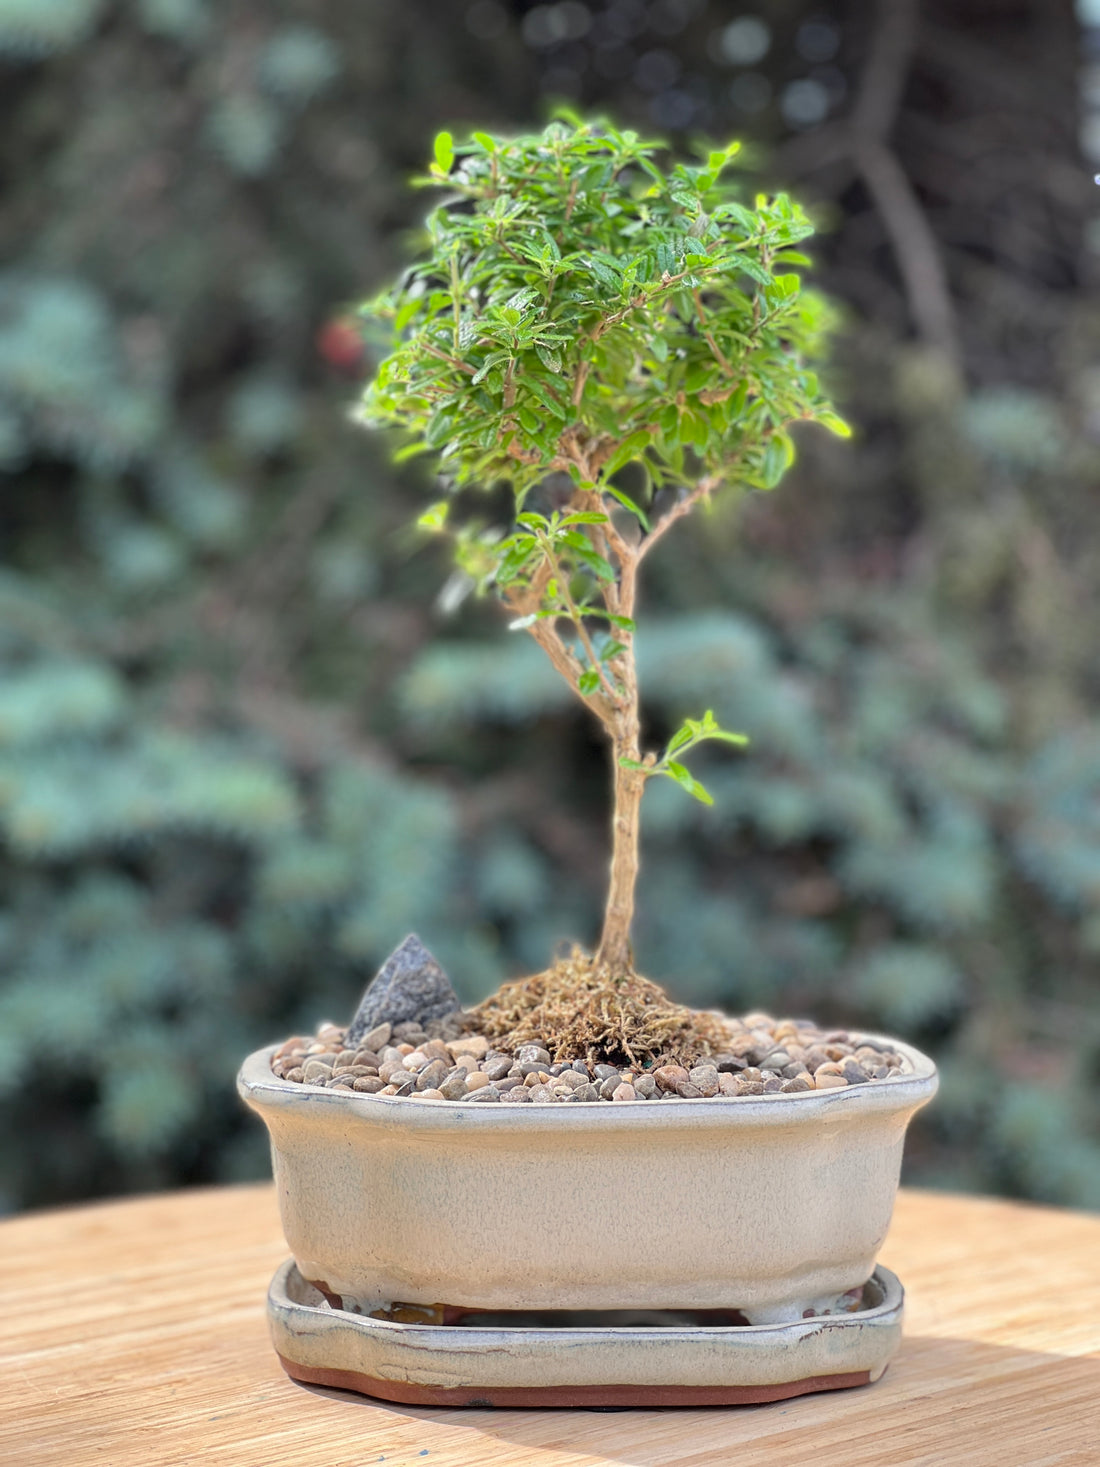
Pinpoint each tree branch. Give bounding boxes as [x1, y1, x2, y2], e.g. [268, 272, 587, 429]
[636, 474, 722, 563]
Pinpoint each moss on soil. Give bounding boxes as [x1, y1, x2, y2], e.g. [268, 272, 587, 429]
[472, 949, 732, 1066]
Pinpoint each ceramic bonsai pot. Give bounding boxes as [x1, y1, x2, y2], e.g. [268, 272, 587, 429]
[238, 1034, 936, 1323]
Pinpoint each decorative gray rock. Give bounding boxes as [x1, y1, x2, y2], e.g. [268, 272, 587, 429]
[345, 935, 461, 1048]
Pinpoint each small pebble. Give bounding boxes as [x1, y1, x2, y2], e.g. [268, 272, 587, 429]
[653, 1065, 689, 1092]
[413, 1089, 445, 1100]
[815, 1072, 848, 1090]
[465, 1086, 500, 1102]
[353, 1076, 385, 1093]
[612, 1082, 636, 1102]
[361, 1023, 392, 1052]
[500, 1086, 531, 1103]
[439, 1070, 469, 1100]
[634, 1074, 658, 1099]
[688, 1065, 720, 1097]
[516, 1044, 552, 1068]
[527, 1084, 554, 1103]
[464, 1070, 491, 1092]
[449, 1035, 489, 1059]
[416, 1060, 449, 1091]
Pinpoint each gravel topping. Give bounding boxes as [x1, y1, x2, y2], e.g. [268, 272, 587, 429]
[270, 1012, 911, 1102]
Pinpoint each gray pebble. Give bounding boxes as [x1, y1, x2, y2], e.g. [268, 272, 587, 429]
[439, 1070, 469, 1101]
[687, 1065, 720, 1097]
[594, 1064, 621, 1082]
[633, 1074, 658, 1099]
[599, 1075, 624, 1100]
[713, 1054, 746, 1074]
[574, 1082, 599, 1102]
[517, 1045, 552, 1068]
[465, 1085, 501, 1102]
[416, 1059, 448, 1091]
[500, 1086, 531, 1103]
[527, 1084, 554, 1103]
[483, 1056, 513, 1081]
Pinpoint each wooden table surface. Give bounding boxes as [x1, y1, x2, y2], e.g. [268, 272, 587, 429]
[2, 1184, 1098, 1467]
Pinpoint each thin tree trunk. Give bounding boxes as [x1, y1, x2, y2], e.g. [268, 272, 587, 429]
[595, 666, 643, 975]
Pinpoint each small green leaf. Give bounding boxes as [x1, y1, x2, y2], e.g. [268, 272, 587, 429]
[618, 757, 647, 771]
[417, 501, 449, 532]
[666, 761, 714, 805]
[603, 487, 651, 530]
[578, 668, 601, 695]
[559, 512, 611, 526]
[816, 409, 853, 438]
[433, 131, 454, 174]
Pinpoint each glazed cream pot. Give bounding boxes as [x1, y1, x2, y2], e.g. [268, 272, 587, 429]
[239, 1035, 937, 1323]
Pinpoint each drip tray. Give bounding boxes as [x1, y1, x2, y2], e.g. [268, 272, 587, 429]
[268, 1260, 904, 1408]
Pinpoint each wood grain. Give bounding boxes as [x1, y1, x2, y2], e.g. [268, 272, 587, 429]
[2, 1185, 1098, 1467]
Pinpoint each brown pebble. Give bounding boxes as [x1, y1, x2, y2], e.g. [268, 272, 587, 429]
[717, 1073, 739, 1097]
[285, 1067, 306, 1083]
[482, 1057, 513, 1082]
[781, 1077, 812, 1093]
[274, 1035, 311, 1059]
[815, 1072, 848, 1090]
[675, 1081, 703, 1099]
[416, 1060, 449, 1091]
[412, 1088, 445, 1100]
[361, 1023, 392, 1053]
[612, 1082, 636, 1102]
[353, 1076, 385, 1093]
[449, 1034, 489, 1059]
[464, 1070, 491, 1092]
[327, 1079, 355, 1091]
[653, 1065, 690, 1092]
[737, 1080, 765, 1095]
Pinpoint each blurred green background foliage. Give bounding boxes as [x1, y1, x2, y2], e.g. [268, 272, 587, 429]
[1, 0, 1098, 1212]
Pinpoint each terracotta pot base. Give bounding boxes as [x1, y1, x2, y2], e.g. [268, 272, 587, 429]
[268, 1259, 903, 1410]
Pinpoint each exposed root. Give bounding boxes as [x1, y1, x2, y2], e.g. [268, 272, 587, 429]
[472, 948, 733, 1066]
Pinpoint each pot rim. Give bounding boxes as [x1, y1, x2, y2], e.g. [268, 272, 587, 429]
[239, 1030, 938, 1135]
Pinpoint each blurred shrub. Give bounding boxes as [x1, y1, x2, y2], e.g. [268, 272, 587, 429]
[0, 0, 1097, 1214]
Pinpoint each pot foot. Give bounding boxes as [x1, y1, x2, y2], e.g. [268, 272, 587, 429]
[267, 1259, 904, 1409]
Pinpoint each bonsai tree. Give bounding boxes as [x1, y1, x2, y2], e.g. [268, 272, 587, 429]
[359, 117, 847, 1022]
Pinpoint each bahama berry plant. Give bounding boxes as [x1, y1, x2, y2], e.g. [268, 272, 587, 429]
[359, 117, 848, 982]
